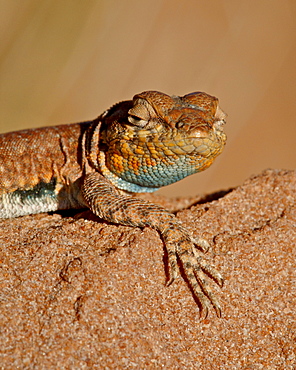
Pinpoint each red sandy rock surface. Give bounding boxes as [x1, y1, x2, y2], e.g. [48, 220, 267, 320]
[0, 169, 295, 369]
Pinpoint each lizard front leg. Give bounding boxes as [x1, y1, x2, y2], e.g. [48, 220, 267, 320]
[82, 172, 223, 318]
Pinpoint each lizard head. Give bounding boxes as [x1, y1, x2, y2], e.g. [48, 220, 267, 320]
[98, 91, 227, 193]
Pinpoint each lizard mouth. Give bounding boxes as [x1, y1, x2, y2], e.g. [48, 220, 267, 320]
[213, 105, 227, 131]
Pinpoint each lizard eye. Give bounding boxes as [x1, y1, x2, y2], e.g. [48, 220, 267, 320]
[128, 114, 148, 127]
[128, 105, 150, 127]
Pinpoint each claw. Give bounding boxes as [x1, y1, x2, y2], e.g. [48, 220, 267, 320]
[166, 277, 175, 286]
[214, 305, 222, 318]
[199, 306, 209, 320]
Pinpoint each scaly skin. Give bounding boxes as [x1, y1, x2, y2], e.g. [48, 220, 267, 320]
[0, 91, 227, 317]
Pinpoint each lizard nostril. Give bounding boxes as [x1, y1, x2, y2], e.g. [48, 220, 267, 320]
[176, 121, 185, 129]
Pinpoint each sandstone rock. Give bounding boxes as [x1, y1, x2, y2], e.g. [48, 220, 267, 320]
[0, 169, 295, 369]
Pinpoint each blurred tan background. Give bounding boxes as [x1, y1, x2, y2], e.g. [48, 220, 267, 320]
[0, 0, 295, 196]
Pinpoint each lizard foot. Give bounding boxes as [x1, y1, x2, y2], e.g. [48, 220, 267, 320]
[163, 226, 223, 318]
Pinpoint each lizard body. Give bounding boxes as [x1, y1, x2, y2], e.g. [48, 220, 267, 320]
[0, 91, 227, 317]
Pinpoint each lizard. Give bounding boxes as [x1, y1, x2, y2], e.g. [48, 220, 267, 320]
[0, 90, 227, 318]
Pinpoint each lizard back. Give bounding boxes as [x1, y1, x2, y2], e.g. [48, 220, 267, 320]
[0, 122, 88, 217]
